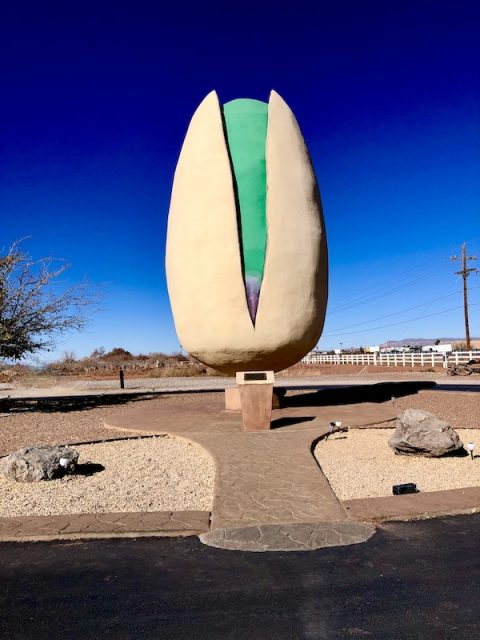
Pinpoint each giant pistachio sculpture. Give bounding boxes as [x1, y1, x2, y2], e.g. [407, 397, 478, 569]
[166, 90, 328, 374]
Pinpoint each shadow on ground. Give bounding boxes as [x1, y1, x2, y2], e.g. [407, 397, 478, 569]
[270, 416, 316, 429]
[0, 388, 223, 414]
[0, 392, 157, 413]
[283, 380, 435, 408]
[74, 462, 105, 476]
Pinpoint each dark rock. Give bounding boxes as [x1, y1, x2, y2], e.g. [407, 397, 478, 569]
[389, 409, 463, 457]
[0, 445, 79, 482]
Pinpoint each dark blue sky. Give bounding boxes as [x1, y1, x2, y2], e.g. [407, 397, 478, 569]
[1, 0, 479, 359]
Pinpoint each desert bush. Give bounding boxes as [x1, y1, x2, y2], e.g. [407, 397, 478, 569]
[39, 348, 215, 377]
[0, 239, 100, 360]
[102, 347, 134, 361]
[0, 363, 30, 382]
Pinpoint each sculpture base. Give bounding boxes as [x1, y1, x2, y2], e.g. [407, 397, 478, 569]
[238, 384, 273, 431]
[225, 387, 242, 412]
[225, 386, 284, 412]
[235, 371, 274, 432]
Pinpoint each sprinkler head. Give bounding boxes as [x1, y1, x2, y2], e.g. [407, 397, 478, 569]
[325, 422, 336, 441]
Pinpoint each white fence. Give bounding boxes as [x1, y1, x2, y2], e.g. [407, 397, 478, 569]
[301, 351, 480, 369]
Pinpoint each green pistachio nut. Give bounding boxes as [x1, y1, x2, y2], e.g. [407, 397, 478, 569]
[166, 90, 328, 374]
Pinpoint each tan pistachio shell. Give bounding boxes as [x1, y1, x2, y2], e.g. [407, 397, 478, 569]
[166, 90, 328, 374]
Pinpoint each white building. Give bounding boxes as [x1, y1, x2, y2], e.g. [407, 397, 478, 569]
[421, 343, 452, 353]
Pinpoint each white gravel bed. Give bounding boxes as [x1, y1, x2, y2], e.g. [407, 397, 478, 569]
[314, 428, 480, 501]
[0, 436, 215, 517]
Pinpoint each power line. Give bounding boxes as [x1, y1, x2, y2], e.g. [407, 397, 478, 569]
[322, 287, 480, 335]
[322, 303, 480, 337]
[328, 237, 480, 314]
[329, 264, 445, 311]
[327, 260, 435, 307]
[328, 264, 450, 315]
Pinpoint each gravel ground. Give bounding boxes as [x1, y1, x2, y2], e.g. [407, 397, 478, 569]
[315, 428, 480, 500]
[0, 388, 477, 513]
[394, 390, 480, 430]
[0, 402, 147, 457]
[0, 436, 215, 517]
[314, 390, 479, 501]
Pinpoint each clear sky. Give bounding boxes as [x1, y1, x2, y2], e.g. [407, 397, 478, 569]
[1, 0, 479, 361]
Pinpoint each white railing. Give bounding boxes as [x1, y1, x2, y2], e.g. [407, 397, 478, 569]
[301, 351, 480, 368]
[448, 351, 480, 365]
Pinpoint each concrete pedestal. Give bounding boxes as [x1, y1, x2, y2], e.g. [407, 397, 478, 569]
[225, 387, 242, 412]
[235, 371, 275, 432]
[225, 386, 284, 412]
[238, 384, 273, 431]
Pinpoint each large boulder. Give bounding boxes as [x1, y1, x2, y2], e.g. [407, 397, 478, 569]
[0, 445, 79, 482]
[389, 409, 463, 457]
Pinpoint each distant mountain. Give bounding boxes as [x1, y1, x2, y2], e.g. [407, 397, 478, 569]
[381, 338, 480, 348]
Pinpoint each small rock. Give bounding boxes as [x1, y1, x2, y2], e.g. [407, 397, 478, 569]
[0, 445, 79, 482]
[389, 409, 463, 457]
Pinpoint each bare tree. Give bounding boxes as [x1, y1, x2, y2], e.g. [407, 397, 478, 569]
[0, 239, 101, 360]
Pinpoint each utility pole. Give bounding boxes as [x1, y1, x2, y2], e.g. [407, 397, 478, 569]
[450, 242, 478, 350]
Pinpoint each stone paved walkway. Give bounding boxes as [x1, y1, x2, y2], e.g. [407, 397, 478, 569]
[2, 383, 480, 551]
[191, 427, 375, 550]
[104, 393, 398, 433]
[192, 429, 345, 529]
[103, 399, 392, 550]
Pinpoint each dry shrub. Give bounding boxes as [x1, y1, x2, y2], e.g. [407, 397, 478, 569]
[149, 363, 209, 377]
[0, 364, 30, 383]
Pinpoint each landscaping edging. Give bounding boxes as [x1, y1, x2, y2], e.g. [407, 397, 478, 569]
[3, 387, 480, 549]
[0, 510, 211, 542]
[343, 486, 480, 523]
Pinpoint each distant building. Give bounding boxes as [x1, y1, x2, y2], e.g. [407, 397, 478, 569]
[421, 344, 452, 353]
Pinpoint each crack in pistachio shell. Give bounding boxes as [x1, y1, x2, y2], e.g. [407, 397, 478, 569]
[166, 90, 328, 373]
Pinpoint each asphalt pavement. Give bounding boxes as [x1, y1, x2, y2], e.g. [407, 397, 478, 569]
[1, 513, 480, 639]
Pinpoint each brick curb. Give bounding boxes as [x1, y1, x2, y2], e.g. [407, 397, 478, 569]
[3, 393, 478, 548]
[0, 510, 210, 542]
[343, 486, 480, 523]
